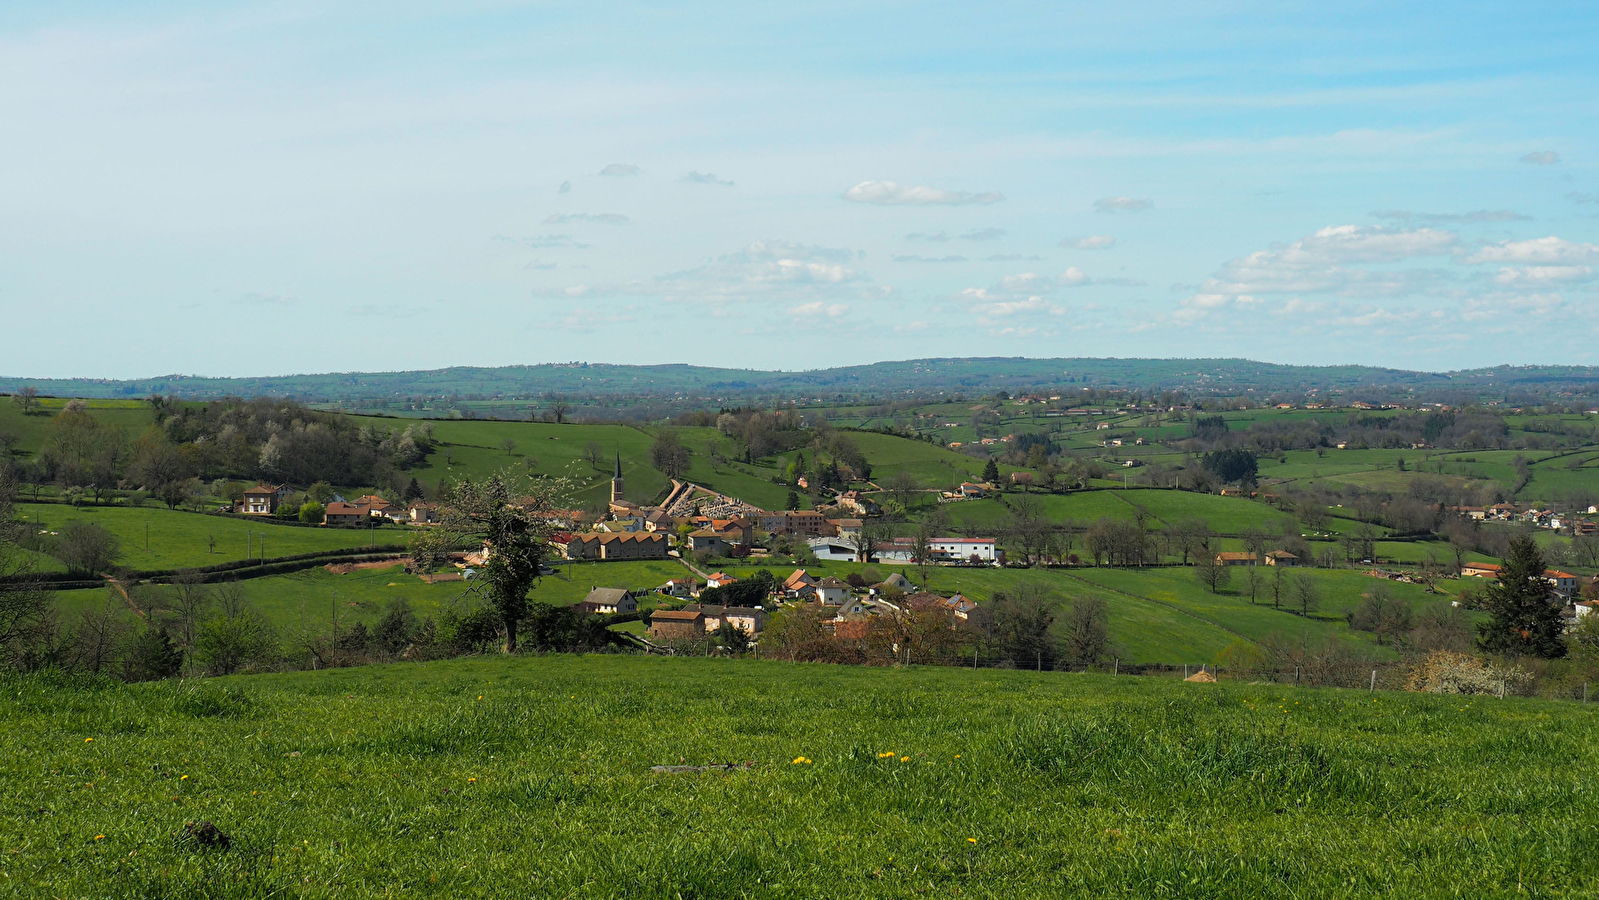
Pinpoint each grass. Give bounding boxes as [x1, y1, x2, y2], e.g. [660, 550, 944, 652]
[6, 655, 1599, 898]
[14, 503, 400, 573]
[945, 489, 1297, 535]
[52, 560, 695, 628]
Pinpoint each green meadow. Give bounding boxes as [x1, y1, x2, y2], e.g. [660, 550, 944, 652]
[14, 503, 400, 573]
[6, 655, 1598, 898]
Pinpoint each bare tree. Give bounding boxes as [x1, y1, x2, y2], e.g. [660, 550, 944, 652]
[583, 441, 605, 471]
[11, 386, 39, 415]
[1244, 565, 1263, 605]
[55, 522, 119, 576]
[1061, 595, 1110, 666]
[501, 438, 518, 456]
[1195, 554, 1232, 594]
[886, 469, 918, 511]
[549, 398, 571, 424]
[1292, 574, 1321, 617]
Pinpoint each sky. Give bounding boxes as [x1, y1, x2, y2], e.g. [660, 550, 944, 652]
[2, 0, 1597, 379]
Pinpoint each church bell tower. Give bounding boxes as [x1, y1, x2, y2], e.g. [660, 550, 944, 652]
[611, 452, 625, 503]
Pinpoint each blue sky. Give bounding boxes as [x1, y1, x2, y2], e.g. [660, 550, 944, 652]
[2, 1, 1596, 378]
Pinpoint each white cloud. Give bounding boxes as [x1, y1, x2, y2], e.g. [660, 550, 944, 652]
[1465, 236, 1599, 265]
[535, 241, 878, 307]
[893, 320, 930, 332]
[959, 228, 1006, 241]
[1062, 235, 1116, 249]
[788, 301, 848, 318]
[1490, 266, 1596, 286]
[986, 253, 1045, 261]
[1519, 151, 1560, 165]
[892, 254, 968, 263]
[599, 163, 640, 176]
[1196, 225, 1461, 298]
[1094, 196, 1152, 213]
[544, 213, 629, 224]
[843, 181, 1003, 205]
[682, 171, 734, 186]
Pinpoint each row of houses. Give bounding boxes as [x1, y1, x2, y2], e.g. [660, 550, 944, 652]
[1450, 503, 1599, 535]
[1460, 561, 1584, 599]
[236, 483, 438, 526]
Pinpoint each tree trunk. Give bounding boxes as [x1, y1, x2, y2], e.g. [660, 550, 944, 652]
[503, 618, 518, 654]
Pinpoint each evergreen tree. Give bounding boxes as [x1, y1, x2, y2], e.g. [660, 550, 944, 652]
[1477, 536, 1566, 658]
[403, 478, 424, 502]
[982, 458, 1000, 484]
[125, 626, 183, 680]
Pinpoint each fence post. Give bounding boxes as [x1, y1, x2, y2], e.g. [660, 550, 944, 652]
[1370, 670, 1377, 692]
[1499, 677, 1506, 700]
[1294, 666, 1300, 687]
[1036, 650, 1042, 673]
[1114, 658, 1119, 677]
[973, 648, 978, 670]
[1585, 682, 1588, 704]
[1184, 664, 1189, 680]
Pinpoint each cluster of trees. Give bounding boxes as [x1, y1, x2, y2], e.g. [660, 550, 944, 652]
[6, 397, 437, 508]
[760, 582, 1114, 670]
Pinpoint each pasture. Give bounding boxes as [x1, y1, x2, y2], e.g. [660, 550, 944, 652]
[6, 655, 1598, 898]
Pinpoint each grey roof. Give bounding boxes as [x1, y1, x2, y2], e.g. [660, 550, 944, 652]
[583, 587, 633, 605]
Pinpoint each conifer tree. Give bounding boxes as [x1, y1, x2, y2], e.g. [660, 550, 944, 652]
[982, 458, 1000, 484]
[1477, 536, 1566, 658]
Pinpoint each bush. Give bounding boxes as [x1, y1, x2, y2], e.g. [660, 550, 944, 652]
[1405, 651, 1532, 696]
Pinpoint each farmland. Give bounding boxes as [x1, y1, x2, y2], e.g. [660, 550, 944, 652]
[7, 655, 1599, 898]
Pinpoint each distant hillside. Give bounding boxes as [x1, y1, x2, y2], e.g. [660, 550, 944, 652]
[4, 358, 1599, 405]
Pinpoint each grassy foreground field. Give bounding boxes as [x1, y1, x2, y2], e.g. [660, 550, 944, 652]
[7, 656, 1598, 898]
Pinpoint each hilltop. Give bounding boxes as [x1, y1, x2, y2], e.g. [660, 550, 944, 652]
[7, 358, 1599, 410]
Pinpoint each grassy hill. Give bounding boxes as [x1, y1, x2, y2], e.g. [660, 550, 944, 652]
[8, 655, 1597, 898]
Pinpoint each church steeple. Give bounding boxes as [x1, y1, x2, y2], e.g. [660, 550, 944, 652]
[610, 452, 625, 503]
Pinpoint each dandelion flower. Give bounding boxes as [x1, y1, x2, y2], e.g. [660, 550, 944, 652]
[84, 738, 93, 743]
[954, 755, 961, 759]
[900, 756, 910, 763]
[180, 775, 189, 781]
[793, 757, 806, 764]
[477, 695, 483, 700]
[468, 777, 476, 783]
[967, 838, 977, 844]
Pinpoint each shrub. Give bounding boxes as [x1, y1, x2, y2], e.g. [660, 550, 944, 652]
[1405, 651, 1532, 696]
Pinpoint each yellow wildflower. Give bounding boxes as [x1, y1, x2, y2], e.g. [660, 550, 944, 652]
[180, 775, 189, 781]
[84, 738, 93, 743]
[900, 756, 910, 762]
[967, 838, 977, 844]
[94, 835, 105, 841]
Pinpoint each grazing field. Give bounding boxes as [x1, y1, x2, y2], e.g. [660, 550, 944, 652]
[947, 489, 1297, 535]
[7, 655, 1599, 898]
[14, 503, 398, 573]
[53, 559, 693, 625]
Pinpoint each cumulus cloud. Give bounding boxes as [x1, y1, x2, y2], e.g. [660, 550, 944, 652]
[1058, 267, 1145, 288]
[959, 228, 1006, 241]
[1490, 266, 1596, 286]
[906, 232, 950, 242]
[892, 254, 968, 263]
[533, 241, 880, 307]
[1520, 151, 1560, 165]
[1195, 225, 1462, 298]
[1062, 235, 1116, 249]
[844, 181, 1003, 205]
[1094, 197, 1152, 213]
[1465, 236, 1599, 265]
[559, 181, 572, 194]
[544, 213, 630, 224]
[599, 163, 640, 176]
[1371, 209, 1530, 224]
[788, 301, 849, 319]
[682, 171, 734, 186]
